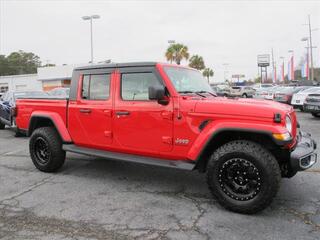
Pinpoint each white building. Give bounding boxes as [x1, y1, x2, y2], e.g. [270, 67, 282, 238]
[0, 64, 88, 96]
[37, 65, 75, 91]
[0, 74, 41, 96]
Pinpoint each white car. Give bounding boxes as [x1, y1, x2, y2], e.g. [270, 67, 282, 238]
[291, 87, 320, 110]
[254, 86, 281, 100]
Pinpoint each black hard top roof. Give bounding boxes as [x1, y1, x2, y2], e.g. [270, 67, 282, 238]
[74, 62, 157, 71]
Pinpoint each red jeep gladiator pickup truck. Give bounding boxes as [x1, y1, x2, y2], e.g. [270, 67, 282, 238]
[14, 62, 317, 214]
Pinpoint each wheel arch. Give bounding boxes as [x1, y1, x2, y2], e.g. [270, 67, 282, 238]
[28, 112, 72, 143]
[192, 128, 288, 173]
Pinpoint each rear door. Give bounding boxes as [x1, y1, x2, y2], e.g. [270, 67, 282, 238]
[68, 69, 114, 149]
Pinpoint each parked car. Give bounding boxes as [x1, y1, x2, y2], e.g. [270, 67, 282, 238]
[304, 93, 320, 118]
[274, 86, 308, 104]
[228, 86, 255, 98]
[48, 87, 70, 98]
[291, 87, 320, 110]
[210, 85, 230, 96]
[254, 86, 281, 100]
[252, 83, 274, 90]
[15, 62, 316, 214]
[0, 91, 48, 133]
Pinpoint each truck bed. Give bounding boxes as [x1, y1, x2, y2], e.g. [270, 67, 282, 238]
[16, 98, 68, 131]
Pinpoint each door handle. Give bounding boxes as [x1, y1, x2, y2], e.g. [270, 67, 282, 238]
[116, 111, 130, 116]
[79, 109, 91, 113]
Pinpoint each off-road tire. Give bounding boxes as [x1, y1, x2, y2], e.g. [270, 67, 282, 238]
[29, 127, 66, 172]
[0, 122, 5, 129]
[206, 140, 281, 214]
[311, 113, 320, 118]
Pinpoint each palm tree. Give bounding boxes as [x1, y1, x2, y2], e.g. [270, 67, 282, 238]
[188, 55, 205, 70]
[203, 68, 214, 83]
[165, 43, 189, 65]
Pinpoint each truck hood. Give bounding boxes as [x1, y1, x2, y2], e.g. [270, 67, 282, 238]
[194, 97, 292, 119]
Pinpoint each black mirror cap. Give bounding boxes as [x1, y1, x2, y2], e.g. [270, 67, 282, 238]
[148, 86, 169, 105]
[148, 86, 165, 100]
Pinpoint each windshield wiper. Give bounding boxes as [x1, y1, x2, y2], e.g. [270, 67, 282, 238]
[178, 91, 206, 98]
[178, 91, 194, 94]
[196, 91, 217, 97]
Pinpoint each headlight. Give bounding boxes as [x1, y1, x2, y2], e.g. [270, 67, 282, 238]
[285, 115, 292, 133]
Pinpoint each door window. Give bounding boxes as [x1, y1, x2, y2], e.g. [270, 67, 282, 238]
[121, 72, 162, 101]
[82, 74, 110, 100]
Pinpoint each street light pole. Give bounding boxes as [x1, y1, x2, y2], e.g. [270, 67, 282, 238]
[308, 15, 314, 81]
[303, 15, 318, 81]
[82, 15, 100, 63]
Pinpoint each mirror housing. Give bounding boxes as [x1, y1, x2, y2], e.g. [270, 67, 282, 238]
[148, 86, 169, 105]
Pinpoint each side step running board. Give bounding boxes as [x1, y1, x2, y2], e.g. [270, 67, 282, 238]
[62, 144, 195, 171]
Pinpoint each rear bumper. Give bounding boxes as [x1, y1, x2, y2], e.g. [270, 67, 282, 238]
[290, 132, 317, 172]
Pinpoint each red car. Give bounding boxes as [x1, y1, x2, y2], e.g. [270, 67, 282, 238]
[14, 62, 317, 214]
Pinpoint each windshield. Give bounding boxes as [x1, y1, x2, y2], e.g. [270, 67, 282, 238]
[163, 66, 213, 94]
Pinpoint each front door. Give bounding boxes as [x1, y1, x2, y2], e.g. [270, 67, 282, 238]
[68, 71, 114, 149]
[113, 68, 173, 155]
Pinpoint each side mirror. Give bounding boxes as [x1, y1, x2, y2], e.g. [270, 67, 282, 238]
[148, 86, 169, 105]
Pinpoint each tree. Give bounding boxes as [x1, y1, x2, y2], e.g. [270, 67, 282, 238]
[165, 43, 189, 65]
[202, 68, 214, 83]
[188, 55, 205, 70]
[0, 50, 41, 76]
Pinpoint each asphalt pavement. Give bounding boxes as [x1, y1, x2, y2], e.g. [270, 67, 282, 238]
[0, 111, 319, 240]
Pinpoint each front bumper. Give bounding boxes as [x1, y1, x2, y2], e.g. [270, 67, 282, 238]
[304, 104, 320, 113]
[290, 132, 317, 172]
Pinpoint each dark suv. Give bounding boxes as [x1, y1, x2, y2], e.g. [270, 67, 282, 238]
[0, 91, 48, 131]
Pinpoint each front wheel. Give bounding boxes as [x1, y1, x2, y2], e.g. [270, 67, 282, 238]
[29, 127, 66, 172]
[0, 122, 5, 129]
[206, 140, 281, 214]
[311, 113, 320, 118]
[242, 93, 247, 98]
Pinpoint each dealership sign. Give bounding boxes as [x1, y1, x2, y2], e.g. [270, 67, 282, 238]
[257, 54, 270, 67]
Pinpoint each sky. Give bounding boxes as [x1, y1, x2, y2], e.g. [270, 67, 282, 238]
[0, 0, 319, 82]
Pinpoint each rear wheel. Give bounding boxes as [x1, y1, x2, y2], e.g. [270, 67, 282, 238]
[0, 122, 5, 130]
[242, 93, 247, 98]
[206, 140, 281, 214]
[29, 127, 66, 172]
[311, 113, 320, 118]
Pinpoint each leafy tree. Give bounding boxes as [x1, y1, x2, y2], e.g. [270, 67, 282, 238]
[165, 43, 189, 65]
[0, 50, 41, 76]
[202, 68, 214, 83]
[188, 55, 205, 70]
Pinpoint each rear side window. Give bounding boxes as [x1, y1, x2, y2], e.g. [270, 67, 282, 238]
[82, 74, 110, 100]
[121, 72, 162, 101]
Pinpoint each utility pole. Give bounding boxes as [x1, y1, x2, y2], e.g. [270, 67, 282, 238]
[304, 15, 318, 81]
[308, 15, 314, 81]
